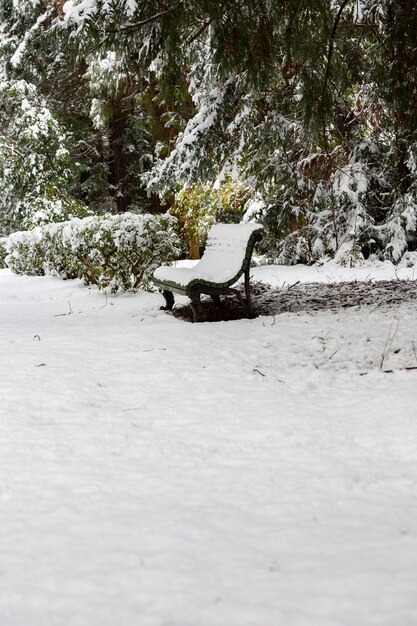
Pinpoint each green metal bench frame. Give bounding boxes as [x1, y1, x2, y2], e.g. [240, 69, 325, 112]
[153, 227, 263, 322]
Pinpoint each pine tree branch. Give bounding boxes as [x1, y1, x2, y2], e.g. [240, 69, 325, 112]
[186, 17, 214, 45]
[0, 143, 25, 159]
[118, 4, 182, 34]
[9, 7, 55, 68]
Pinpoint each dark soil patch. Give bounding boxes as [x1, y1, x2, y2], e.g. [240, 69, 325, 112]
[168, 279, 417, 322]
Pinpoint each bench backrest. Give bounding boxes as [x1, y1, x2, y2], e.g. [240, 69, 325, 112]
[153, 222, 263, 291]
[193, 223, 263, 285]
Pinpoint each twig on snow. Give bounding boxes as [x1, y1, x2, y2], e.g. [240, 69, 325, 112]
[380, 315, 400, 370]
[142, 347, 167, 353]
[54, 300, 73, 317]
[383, 366, 417, 374]
[412, 341, 417, 364]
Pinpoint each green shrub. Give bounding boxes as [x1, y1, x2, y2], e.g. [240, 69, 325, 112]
[6, 213, 180, 291]
[6, 228, 46, 275]
[0, 237, 8, 268]
[171, 180, 251, 257]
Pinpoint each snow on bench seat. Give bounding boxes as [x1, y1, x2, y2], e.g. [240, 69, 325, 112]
[153, 223, 263, 290]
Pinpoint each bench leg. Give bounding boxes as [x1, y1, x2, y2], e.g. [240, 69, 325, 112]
[190, 291, 202, 322]
[244, 268, 252, 316]
[230, 288, 246, 313]
[211, 295, 222, 307]
[160, 289, 175, 311]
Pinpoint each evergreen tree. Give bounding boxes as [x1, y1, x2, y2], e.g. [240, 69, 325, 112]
[1, 0, 417, 264]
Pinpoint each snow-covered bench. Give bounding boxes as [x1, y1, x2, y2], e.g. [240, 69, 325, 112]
[153, 223, 263, 322]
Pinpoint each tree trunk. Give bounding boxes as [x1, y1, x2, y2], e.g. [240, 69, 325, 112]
[108, 98, 129, 213]
[189, 234, 200, 259]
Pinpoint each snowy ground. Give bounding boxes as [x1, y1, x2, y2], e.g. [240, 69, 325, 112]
[1, 261, 417, 626]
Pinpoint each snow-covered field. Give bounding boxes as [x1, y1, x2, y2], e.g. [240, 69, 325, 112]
[1, 262, 417, 626]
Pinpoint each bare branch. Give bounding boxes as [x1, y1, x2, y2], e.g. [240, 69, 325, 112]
[0, 143, 26, 159]
[321, 0, 351, 151]
[186, 17, 214, 45]
[118, 4, 182, 34]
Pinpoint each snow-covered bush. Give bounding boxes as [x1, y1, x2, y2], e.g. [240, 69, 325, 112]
[6, 213, 180, 291]
[310, 159, 372, 267]
[0, 236, 8, 268]
[6, 228, 46, 276]
[378, 193, 417, 261]
[252, 139, 417, 267]
[0, 79, 86, 233]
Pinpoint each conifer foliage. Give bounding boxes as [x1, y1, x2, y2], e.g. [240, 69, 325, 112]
[1, 0, 417, 265]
